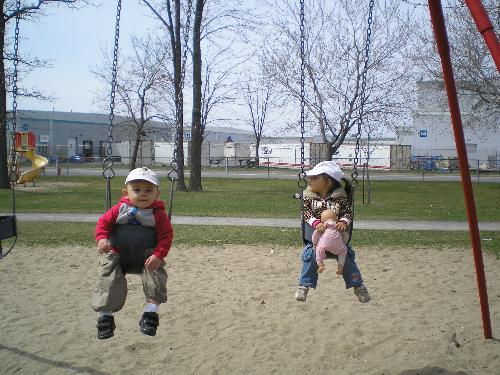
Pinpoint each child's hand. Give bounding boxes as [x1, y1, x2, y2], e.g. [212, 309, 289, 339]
[145, 255, 161, 271]
[336, 221, 347, 232]
[315, 223, 326, 233]
[97, 239, 111, 254]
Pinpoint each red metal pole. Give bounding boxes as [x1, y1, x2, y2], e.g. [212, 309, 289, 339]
[464, 0, 500, 73]
[428, 0, 493, 340]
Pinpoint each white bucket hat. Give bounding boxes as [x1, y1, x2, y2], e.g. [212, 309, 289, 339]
[125, 167, 159, 186]
[305, 161, 344, 182]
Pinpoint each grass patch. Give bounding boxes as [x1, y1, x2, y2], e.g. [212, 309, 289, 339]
[0, 176, 499, 221]
[4, 222, 498, 258]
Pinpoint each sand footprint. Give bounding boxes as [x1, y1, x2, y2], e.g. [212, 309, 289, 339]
[125, 341, 156, 354]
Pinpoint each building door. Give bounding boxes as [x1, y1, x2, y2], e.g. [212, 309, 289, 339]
[68, 137, 77, 156]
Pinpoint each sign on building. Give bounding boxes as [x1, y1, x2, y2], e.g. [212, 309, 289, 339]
[39, 135, 49, 143]
[419, 130, 428, 138]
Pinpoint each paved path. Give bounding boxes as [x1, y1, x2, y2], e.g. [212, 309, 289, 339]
[7, 213, 500, 231]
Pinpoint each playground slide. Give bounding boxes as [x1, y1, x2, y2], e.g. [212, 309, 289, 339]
[17, 149, 48, 185]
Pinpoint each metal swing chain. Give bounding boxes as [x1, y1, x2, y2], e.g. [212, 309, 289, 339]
[102, 0, 122, 211]
[8, 0, 21, 186]
[297, 0, 307, 190]
[1, 0, 22, 260]
[170, 0, 193, 182]
[351, 0, 374, 190]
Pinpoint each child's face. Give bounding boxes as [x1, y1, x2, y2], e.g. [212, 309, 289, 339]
[308, 174, 332, 193]
[123, 180, 159, 208]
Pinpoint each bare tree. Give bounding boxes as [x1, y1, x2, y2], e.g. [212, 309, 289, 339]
[243, 73, 273, 166]
[0, 0, 91, 188]
[263, 0, 416, 160]
[142, 0, 191, 191]
[190, 0, 256, 191]
[93, 34, 175, 170]
[413, 0, 500, 129]
[200, 45, 238, 135]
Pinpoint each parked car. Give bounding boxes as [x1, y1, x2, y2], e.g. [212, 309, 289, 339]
[67, 155, 85, 163]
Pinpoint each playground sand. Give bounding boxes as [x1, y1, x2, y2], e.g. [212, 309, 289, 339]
[0, 245, 499, 375]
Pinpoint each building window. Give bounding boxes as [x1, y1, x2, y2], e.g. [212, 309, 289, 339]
[465, 144, 477, 154]
[99, 141, 107, 157]
[83, 140, 93, 157]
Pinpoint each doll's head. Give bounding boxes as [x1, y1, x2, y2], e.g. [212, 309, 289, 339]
[320, 209, 337, 223]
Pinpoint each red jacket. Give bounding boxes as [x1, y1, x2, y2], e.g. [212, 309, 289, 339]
[95, 197, 174, 260]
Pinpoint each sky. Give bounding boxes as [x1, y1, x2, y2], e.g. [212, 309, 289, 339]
[10, 0, 436, 137]
[15, 1, 159, 113]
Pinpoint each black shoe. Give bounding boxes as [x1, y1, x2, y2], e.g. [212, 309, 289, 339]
[97, 315, 115, 340]
[139, 312, 159, 336]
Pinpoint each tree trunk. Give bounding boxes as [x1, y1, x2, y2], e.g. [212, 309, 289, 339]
[326, 144, 334, 161]
[129, 127, 142, 170]
[188, 0, 205, 192]
[171, 0, 187, 191]
[255, 139, 260, 166]
[0, 4, 11, 189]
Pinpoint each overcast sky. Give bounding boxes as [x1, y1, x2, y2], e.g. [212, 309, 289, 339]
[11, 0, 438, 136]
[17, 1, 160, 113]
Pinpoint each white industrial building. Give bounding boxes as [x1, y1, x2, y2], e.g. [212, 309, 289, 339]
[396, 81, 500, 169]
[13, 89, 497, 172]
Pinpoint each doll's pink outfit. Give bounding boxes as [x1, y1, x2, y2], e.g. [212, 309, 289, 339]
[312, 223, 347, 265]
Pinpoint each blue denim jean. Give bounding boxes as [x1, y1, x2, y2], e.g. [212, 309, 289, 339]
[298, 242, 364, 289]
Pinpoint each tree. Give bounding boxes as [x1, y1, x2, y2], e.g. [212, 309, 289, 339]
[0, 0, 90, 189]
[188, 0, 205, 191]
[200, 46, 237, 132]
[190, 0, 255, 191]
[413, 0, 500, 130]
[263, 0, 416, 160]
[243, 73, 273, 166]
[93, 34, 175, 170]
[142, 0, 191, 191]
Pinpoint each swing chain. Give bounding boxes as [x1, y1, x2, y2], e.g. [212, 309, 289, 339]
[297, 0, 307, 190]
[7, 0, 21, 184]
[351, 0, 374, 190]
[102, 0, 122, 183]
[180, 0, 193, 92]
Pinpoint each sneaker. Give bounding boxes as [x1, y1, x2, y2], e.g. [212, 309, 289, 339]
[96, 315, 115, 340]
[139, 312, 159, 336]
[295, 286, 309, 302]
[354, 285, 371, 303]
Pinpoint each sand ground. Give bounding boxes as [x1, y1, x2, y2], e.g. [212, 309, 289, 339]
[0, 244, 499, 375]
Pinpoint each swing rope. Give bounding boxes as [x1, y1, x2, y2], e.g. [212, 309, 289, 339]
[297, 0, 375, 244]
[1, 0, 22, 260]
[102, 0, 122, 212]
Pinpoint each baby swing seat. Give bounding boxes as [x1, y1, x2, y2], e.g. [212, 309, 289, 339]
[109, 224, 157, 274]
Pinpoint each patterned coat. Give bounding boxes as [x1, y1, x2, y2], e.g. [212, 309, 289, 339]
[302, 186, 352, 244]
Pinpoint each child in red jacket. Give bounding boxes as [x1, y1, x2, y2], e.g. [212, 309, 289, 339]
[92, 167, 173, 339]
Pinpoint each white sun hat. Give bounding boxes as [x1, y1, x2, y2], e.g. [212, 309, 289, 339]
[305, 161, 345, 182]
[125, 167, 159, 186]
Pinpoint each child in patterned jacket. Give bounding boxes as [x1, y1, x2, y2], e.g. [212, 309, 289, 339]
[295, 161, 370, 303]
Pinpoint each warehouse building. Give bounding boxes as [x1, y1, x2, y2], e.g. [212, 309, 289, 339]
[9, 110, 255, 158]
[396, 81, 500, 169]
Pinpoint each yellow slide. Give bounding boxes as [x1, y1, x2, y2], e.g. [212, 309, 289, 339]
[17, 149, 48, 185]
